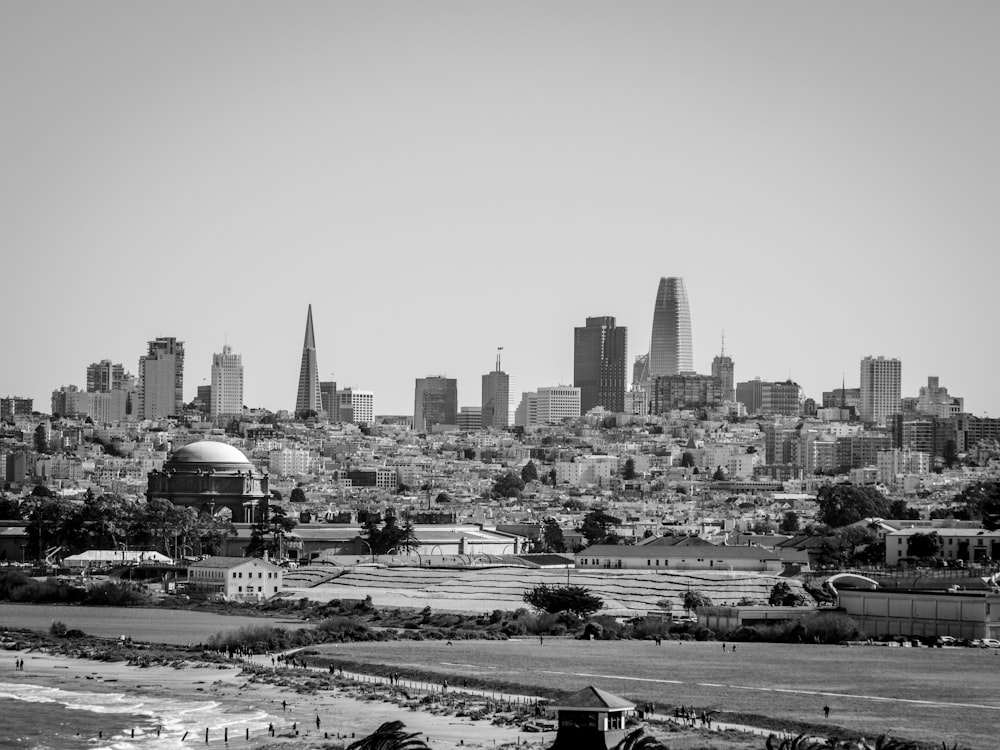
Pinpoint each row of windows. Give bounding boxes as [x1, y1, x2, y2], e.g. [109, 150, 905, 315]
[232, 571, 277, 578]
[237, 586, 279, 593]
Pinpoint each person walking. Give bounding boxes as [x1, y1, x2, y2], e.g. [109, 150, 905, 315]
[823, 705, 830, 718]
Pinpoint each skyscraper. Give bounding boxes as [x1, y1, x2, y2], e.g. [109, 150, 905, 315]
[573, 316, 627, 413]
[481, 348, 510, 430]
[860, 356, 901, 426]
[648, 277, 693, 378]
[86, 360, 124, 393]
[711, 334, 735, 402]
[295, 305, 322, 416]
[320, 381, 337, 418]
[210, 344, 243, 417]
[138, 337, 184, 419]
[414, 376, 458, 432]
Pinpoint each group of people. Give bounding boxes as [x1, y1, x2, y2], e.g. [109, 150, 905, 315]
[388, 671, 402, 685]
[674, 705, 716, 728]
[12, 657, 24, 670]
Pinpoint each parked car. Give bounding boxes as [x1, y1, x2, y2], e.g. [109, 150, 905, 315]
[980, 637, 1000, 648]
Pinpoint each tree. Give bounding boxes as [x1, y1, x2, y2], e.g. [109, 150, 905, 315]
[907, 531, 942, 560]
[289, 487, 307, 503]
[682, 590, 712, 613]
[779, 510, 800, 534]
[491, 470, 525, 500]
[712, 466, 727, 481]
[520, 460, 539, 483]
[949, 481, 1000, 530]
[578, 509, 622, 545]
[768, 581, 806, 606]
[362, 510, 418, 555]
[680, 452, 695, 468]
[622, 458, 636, 480]
[816, 484, 891, 528]
[541, 518, 566, 553]
[942, 439, 959, 470]
[522, 583, 603, 618]
[889, 499, 920, 520]
[347, 720, 429, 750]
[33, 425, 51, 454]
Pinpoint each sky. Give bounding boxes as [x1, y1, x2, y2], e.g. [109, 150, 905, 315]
[2, 2, 999, 418]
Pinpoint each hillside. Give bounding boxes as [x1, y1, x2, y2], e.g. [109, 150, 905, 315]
[282, 564, 808, 616]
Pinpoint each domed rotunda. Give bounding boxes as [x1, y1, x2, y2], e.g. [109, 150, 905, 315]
[146, 440, 268, 523]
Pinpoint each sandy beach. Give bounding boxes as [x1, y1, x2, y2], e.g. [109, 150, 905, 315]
[3, 647, 553, 749]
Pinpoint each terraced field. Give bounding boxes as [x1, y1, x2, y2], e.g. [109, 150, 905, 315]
[282, 565, 807, 615]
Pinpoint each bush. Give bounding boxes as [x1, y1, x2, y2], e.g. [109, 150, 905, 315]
[83, 581, 151, 606]
[50, 621, 68, 637]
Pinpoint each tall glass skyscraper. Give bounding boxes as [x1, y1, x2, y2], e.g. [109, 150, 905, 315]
[295, 305, 322, 416]
[648, 277, 693, 377]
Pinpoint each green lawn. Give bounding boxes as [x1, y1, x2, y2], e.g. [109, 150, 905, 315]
[313, 639, 1000, 749]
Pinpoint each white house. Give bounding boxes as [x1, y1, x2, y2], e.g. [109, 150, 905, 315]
[186, 556, 283, 601]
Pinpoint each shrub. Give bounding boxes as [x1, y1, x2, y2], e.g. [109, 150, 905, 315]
[50, 621, 68, 637]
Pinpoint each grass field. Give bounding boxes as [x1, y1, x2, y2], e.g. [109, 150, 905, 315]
[311, 639, 1000, 749]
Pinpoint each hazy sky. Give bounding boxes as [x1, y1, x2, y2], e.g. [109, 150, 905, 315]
[3, 2, 998, 418]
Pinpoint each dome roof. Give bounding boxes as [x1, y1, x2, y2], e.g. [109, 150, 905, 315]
[167, 441, 252, 468]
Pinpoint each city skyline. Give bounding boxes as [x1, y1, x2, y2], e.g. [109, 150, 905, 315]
[2, 3, 999, 417]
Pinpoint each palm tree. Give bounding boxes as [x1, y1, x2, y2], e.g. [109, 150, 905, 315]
[615, 727, 668, 749]
[346, 720, 430, 750]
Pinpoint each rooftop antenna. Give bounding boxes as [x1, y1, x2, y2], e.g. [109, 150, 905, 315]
[841, 372, 846, 409]
[496, 346, 503, 372]
[720, 330, 725, 357]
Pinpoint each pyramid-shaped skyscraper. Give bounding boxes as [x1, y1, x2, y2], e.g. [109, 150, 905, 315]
[294, 304, 322, 415]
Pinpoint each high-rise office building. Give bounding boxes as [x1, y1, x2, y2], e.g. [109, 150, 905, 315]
[860, 356, 901, 427]
[414, 376, 458, 432]
[711, 335, 735, 402]
[648, 277, 693, 378]
[573, 316, 627, 413]
[514, 386, 582, 427]
[631, 354, 649, 388]
[86, 360, 124, 393]
[481, 349, 510, 430]
[295, 305, 322, 416]
[210, 344, 243, 417]
[457, 406, 483, 432]
[320, 381, 337, 418]
[735, 379, 802, 416]
[138, 337, 184, 419]
[337, 388, 374, 426]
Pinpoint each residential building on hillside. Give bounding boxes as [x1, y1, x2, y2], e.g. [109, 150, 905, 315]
[86, 360, 125, 393]
[860, 356, 901, 426]
[138, 337, 184, 419]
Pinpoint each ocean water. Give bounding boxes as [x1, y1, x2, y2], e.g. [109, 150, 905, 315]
[0, 681, 273, 750]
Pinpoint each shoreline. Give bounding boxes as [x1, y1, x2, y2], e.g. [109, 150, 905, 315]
[2, 645, 555, 749]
